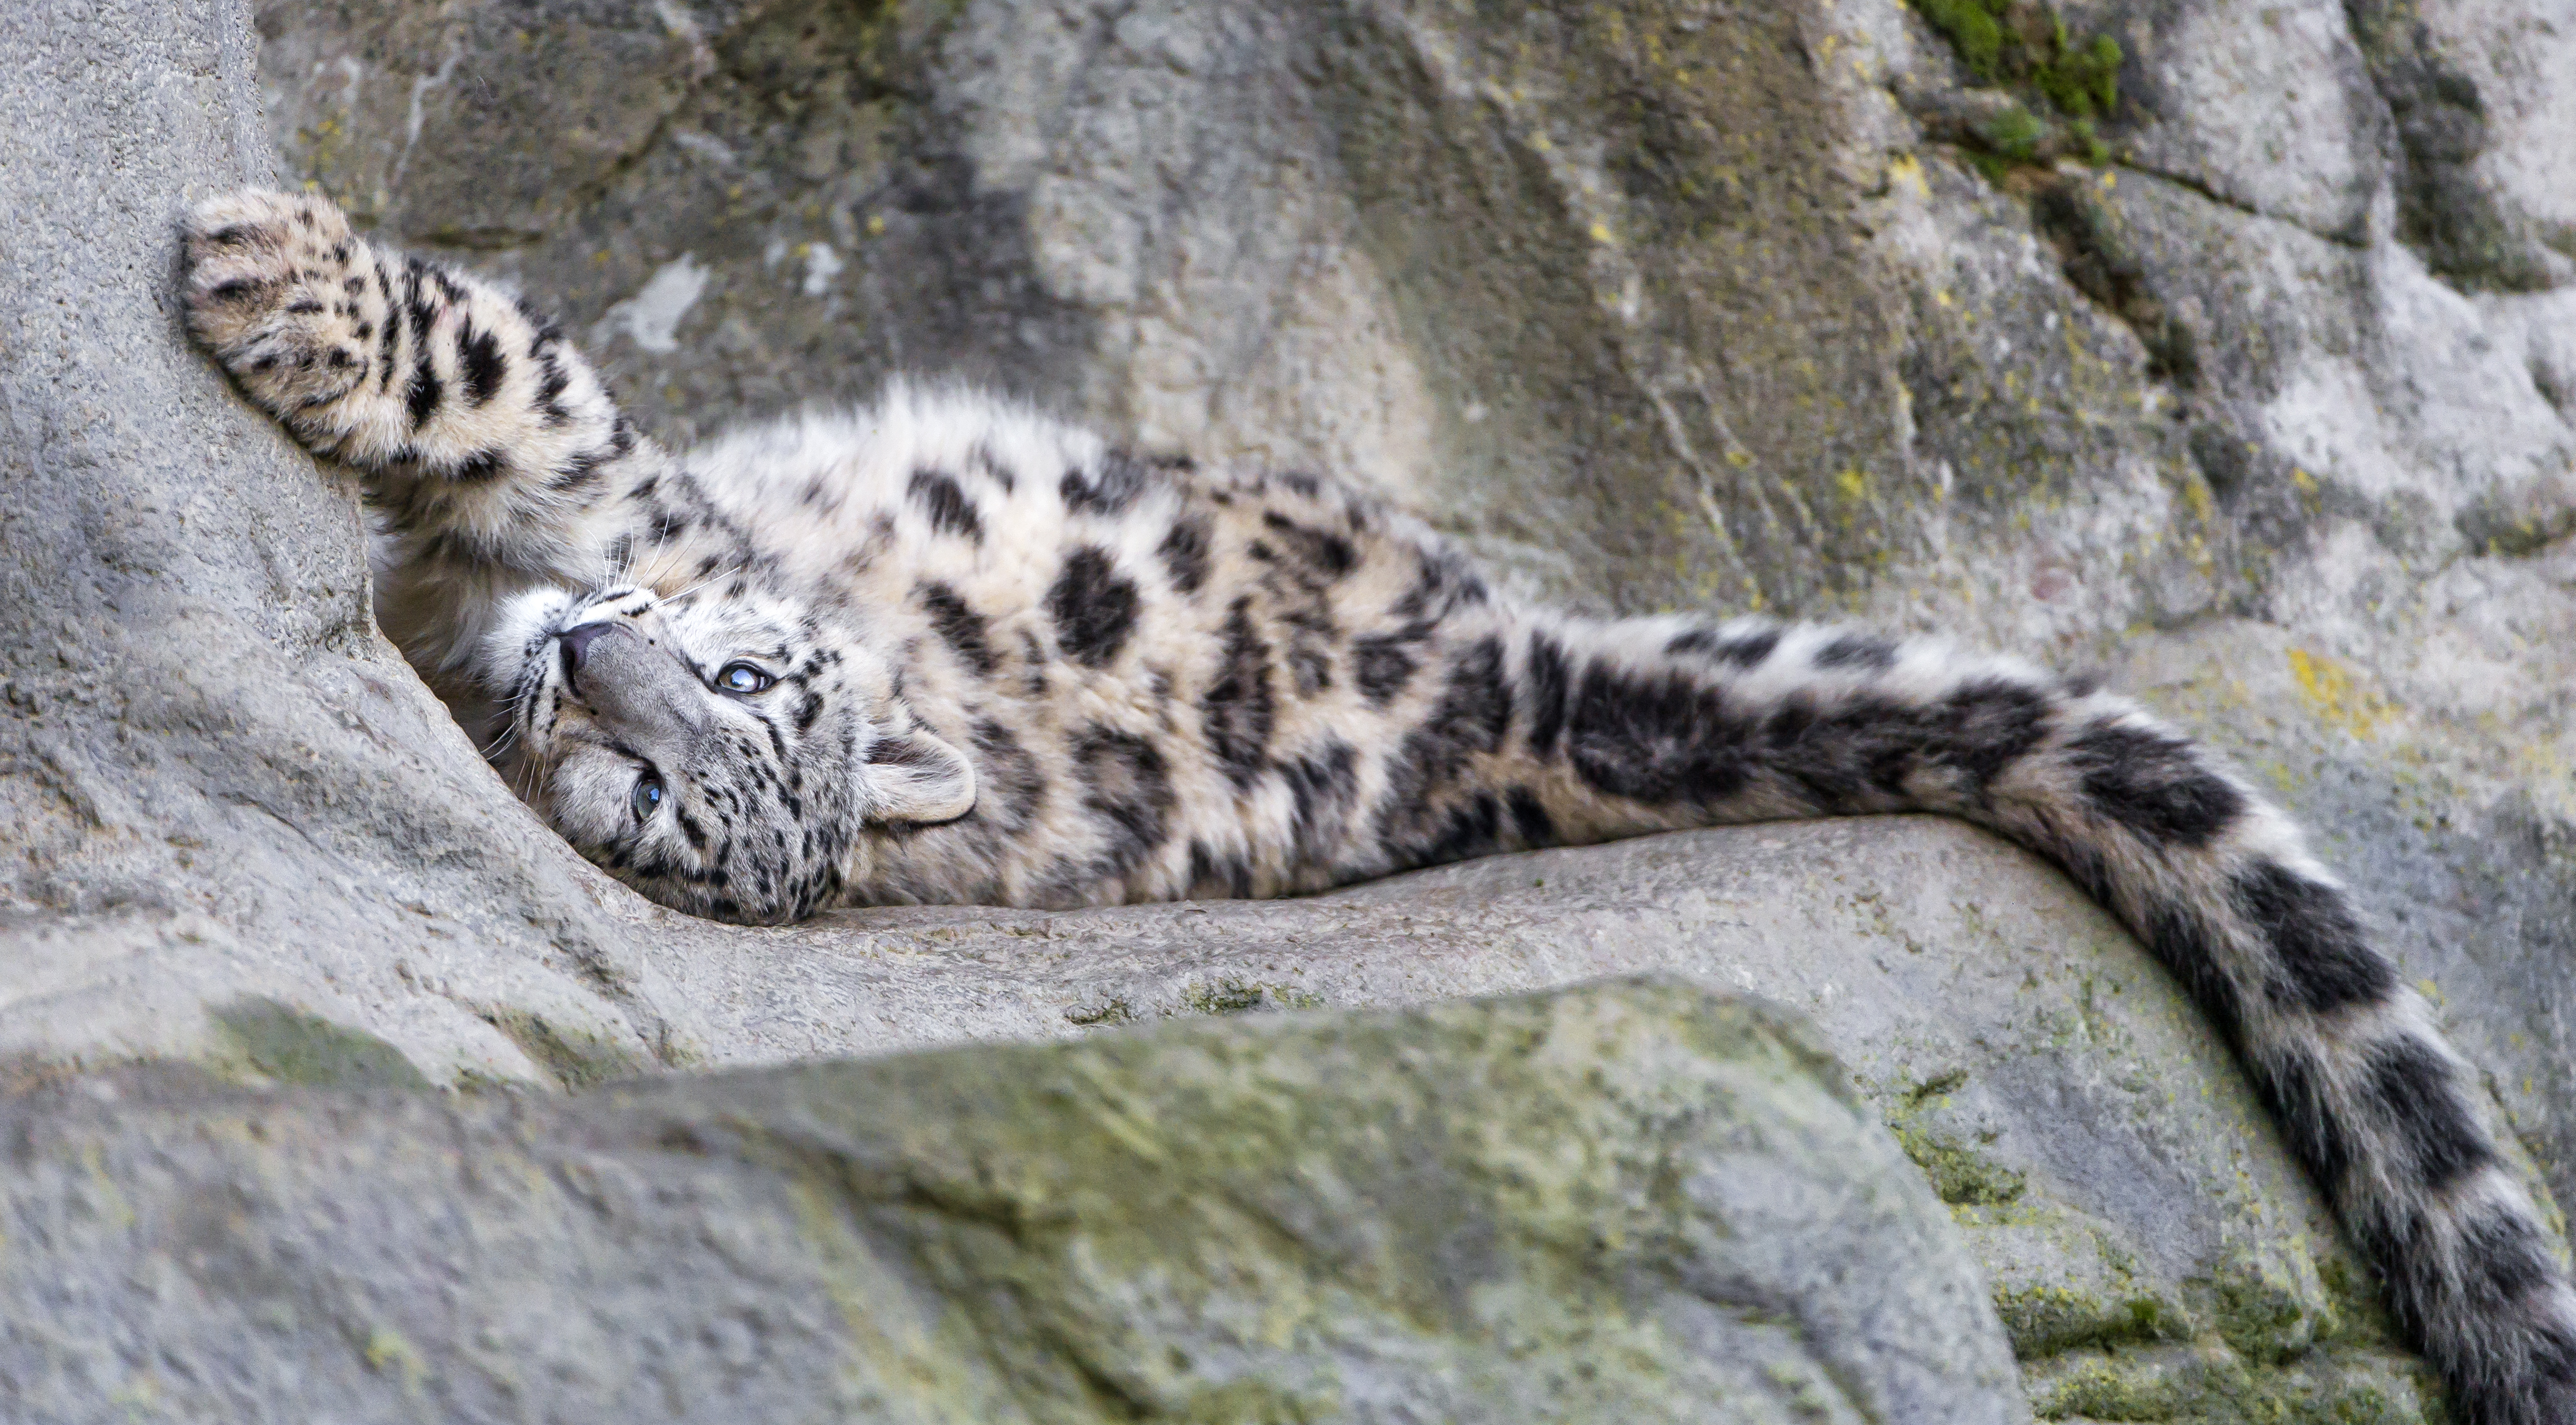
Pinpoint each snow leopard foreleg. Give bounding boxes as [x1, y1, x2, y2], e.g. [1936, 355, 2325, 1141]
[179, 189, 650, 581]
[1487, 613, 2575, 1423]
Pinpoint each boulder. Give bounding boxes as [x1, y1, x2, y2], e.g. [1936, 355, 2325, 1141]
[249, 0, 2576, 1234]
[2, 0, 2569, 1420]
[665, 815, 2460, 1420]
[0, 979, 2030, 1424]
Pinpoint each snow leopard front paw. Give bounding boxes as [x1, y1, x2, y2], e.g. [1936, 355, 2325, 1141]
[181, 189, 382, 425]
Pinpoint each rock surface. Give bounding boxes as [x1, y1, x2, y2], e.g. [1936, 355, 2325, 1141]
[2, 0, 2569, 1421]
[0, 980, 2031, 1424]
[660, 815, 2460, 1421]
[246, 0, 2576, 1238]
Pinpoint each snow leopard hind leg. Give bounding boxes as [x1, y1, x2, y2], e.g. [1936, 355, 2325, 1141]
[1415, 611, 2573, 1424]
[177, 189, 697, 723]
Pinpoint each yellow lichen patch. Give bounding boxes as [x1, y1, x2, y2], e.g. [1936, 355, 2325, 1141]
[2285, 648, 2388, 742]
[363, 1327, 427, 1393]
[2181, 474, 2215, 527]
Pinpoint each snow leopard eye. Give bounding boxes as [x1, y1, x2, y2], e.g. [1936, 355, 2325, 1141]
[631, 772, 666, 822]
[716, 662, 775, 694]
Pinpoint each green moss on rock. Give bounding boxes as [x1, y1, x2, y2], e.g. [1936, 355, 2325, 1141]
[210, 998, 429, 1090]
[481, 1007, 650, 1090]
[1915, 0, 2123, 173]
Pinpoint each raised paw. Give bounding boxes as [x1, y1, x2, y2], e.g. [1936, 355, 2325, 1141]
[181, 189, 384, 423]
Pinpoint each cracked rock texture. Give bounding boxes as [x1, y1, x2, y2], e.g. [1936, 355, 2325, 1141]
[3, 0, 2572, 1419]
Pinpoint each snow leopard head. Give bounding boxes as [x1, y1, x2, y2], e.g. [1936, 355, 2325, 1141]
[486, 582, 975, 923]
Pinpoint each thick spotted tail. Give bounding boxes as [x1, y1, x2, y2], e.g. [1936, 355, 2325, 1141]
[179, 189, 650, 587]
[1503, 614, 2576, 1423]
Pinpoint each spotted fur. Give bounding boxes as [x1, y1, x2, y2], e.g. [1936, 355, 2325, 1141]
[182, 189, 2575, 1422]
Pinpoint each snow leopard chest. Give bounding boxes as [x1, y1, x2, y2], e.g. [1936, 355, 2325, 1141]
[647, 402, 1517, 909]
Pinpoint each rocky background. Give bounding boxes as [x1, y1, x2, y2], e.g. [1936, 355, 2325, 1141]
[2, 0, 2570, 1419]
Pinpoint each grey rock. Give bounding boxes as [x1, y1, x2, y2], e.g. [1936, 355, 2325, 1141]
[249, 0, 2576, 1236]
[659, 815, 2460, 1420]
[1, 1, 2569, 1421]
[0, 979, 2030, 1425]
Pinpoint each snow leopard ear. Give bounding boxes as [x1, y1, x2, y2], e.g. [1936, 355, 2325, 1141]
[859, 725, 977, 825]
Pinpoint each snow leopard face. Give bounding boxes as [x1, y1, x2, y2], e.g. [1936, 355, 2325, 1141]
[488, 583, 976, 923]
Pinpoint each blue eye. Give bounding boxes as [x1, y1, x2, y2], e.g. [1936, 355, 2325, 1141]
[631, 773, 665, 821]
[717, 662, 773, 694]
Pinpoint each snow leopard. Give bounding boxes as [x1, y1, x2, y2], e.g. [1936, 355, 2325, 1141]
[180, 187, 2573, 1423]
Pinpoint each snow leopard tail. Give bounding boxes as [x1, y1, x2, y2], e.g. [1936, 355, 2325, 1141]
[1497, 613, 2575, 1424]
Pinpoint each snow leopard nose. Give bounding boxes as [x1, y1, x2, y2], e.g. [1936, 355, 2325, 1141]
[556, 621, 624, 689]
[554, 620, 708, 743]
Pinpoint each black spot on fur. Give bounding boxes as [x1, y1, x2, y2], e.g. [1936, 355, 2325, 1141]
[1525, 632, 1572, 758]
[1157, 517, 1211, 595]
[1815, 632, 1899, 671]
[968, 718, 1042, 835]
[459, 321, 506, 406]
[1393, 546, 1488, 619]
[1925, 679, 2054, 789]
[402, 259, 440, 429]
[908, 469, 985, 543]
[2133, 897, 2251, 1052]
[1506, 787, 1555, 845]
[1047, 547, 1141, 668]
[1187, 841, 1255, 899]
[548, 448, 608, 492]
[1376, 639, 1515, 855]
[917, 581, 997, 676]
[405, 350, 443, 429]
[1261, 511, 1356, 578]
[1073, 727, 1172, 877]
[2253, 1048, 2359, 1201]
[1353, 636, 1419, 706]
[448, 449, 510, 484]
[2065, 720, 2246, 848]
[373, 264, 400, 387]
[1420, 792, 1505, 864]
[2453, 1207, 2565, 1312]
[2366, 1039, 2493, 1193]
[1669, 625, 1782, 668]
[1567, 663, 1750, 805]
[2229, 863, 2395, 1014]
[1279, 470, 1321, 499]
[1061, 451, 1151, 516]
[1762, 694, 1955, 813]
[533, 350, 573, 426]
[1202, 599, 1275, 790]
[1287, 641, 1333, 699]
[1281, 739, 1358, 860]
